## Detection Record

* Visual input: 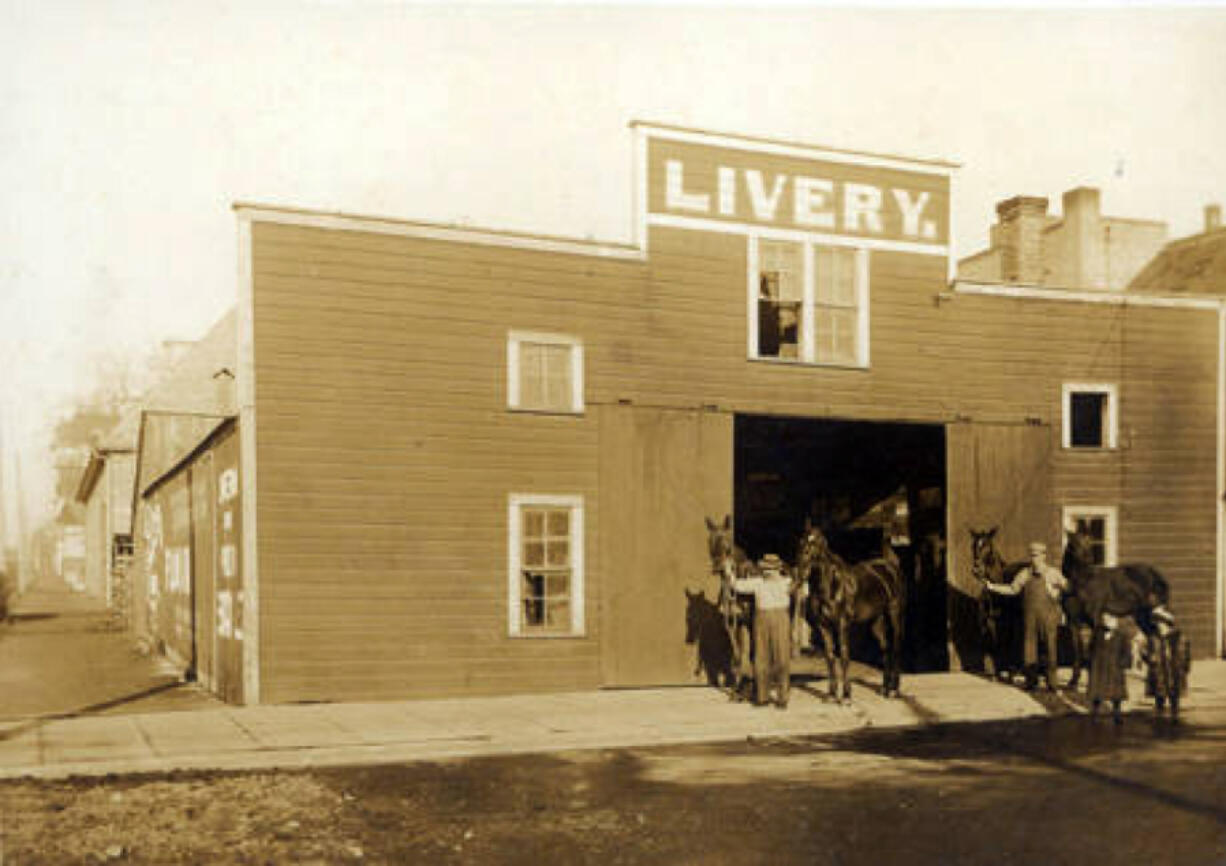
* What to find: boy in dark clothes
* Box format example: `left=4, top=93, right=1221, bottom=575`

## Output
left=1143, top=605, right=1192, bottom=720
left=1089, top=612, right=1131, bottom=725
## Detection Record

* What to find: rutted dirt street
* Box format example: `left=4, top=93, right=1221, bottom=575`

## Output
left=4, top=707, right=1225, bottom=865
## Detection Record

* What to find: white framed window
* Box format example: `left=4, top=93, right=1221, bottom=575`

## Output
left=1062, top=383, right=1117, bottom=449
left=1062, top=505, right=1118, bottom=566
left=508, top=494, right=585, bottom=637
left=748, top=236, right=869, bottom=367
left=507, top=331, right=584, bottom=414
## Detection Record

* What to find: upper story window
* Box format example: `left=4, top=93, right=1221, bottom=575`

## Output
left=750, top=237, right=869, bottom=368
left=1062, top=505, right=1118, bottom=566
left=1062, top=383, right=1117, bottom=449
left=507, top=331, right=584, bottom=414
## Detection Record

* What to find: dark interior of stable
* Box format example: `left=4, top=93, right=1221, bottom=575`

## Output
left=734, top=414, right=949, bottom=673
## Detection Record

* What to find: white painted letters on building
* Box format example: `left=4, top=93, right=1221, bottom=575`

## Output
left=665, top=159, right=710, bottom=213
left=892, top=189, right=937, bottom=239
left=793, top=176, right=836, bottom=229
left=844, top=183, right=884, bottom=233
left=717, top=166, right=737, bottom=216
left=745, top=170, right=787, bottom=221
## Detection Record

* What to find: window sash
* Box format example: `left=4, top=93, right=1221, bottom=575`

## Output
left=509, top=495, right=584, bottom=637
left=752, top=238, right=866, bottom=367
left=1062, top=384, right=1117, bottom=449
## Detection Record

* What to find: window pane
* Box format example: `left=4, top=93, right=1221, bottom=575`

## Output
left=523, top=509, right=545, bottom=539
left=546, top=599, right=571, bottom=629
left=758, top=241, right=803, bottom=360
left=522, top=571, right=546, bottom=626
left=546, top=540, right=570, bottom=566
left=546, top=571, right=571, bottom=596
left=1074, top=516, right=1108, bottom=565
left=523, top=541, right=545, bottom=567
left=1070, top=393, right=1107, bottom=447
left=815, top=246, right=857, bottom=307
left=518, top=341, right=573, bottom=411
left=546, top=509, right=569, bottom=536
left=760, top=241, right=802, bottom=300
left=816, top=309, right=858, bottom=365
left=519, top=343, right=544, bottom=408
left=543, top=344, right=572, bottom=410
left=832, top=248, right=856, bottom=306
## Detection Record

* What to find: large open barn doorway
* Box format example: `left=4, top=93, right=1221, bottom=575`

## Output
left=734, top=415, right=948, bottom=673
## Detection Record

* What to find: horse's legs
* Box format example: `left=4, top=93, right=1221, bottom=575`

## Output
left=838, top=618, right=852, bottom=702
left=1068, top=621, right=1089, bottom=691
left=817, top=620, right=839, bottom=699
left=871, top=616, right=891, bottom=698
left=890, top=603, right=903, bottom=697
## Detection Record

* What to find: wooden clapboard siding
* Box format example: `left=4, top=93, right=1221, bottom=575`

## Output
left=252, top=221, right=618, bottom=703
left=248, top=192, right=1220, bottom=700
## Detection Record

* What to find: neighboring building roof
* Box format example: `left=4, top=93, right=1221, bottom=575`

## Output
left=135, top=308, right=238, bottom=497
left=1128, top=226, right=1226, bottom=296
left=143, top=308, right=238, bottom=416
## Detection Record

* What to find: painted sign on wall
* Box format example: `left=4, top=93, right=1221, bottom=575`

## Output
left=646, top=132, right=951, bottom=248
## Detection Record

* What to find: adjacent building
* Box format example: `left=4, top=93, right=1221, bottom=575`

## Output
left=959, top=187, right=1168, bottom=290
left=74, top=410, right=137, bottom=613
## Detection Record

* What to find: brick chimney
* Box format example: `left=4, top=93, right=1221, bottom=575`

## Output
left=996, top=196, right=1049, bottom=284
left=1062, top=187, right=1106, bottom=289
left=1207, top=204, right=1222, bottom=233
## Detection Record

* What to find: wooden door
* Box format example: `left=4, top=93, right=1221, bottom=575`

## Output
left=599, top=405, right=733, bottom=686
left=946, top=421, right=1053, bottom=669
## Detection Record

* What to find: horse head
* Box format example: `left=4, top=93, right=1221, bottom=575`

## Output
left=796, top=519, right=840, bottom=596
left=969, top=526, right=1005, bottom=584
left=1062, top=529, right=1094, bottom=582
left=684, top=587, right=706, bottom=644
left=704, top=515, right=735, bottom=578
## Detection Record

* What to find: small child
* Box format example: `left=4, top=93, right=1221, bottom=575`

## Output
left=1088, top=612, right=1131, bottom=724
left=1143, top=606, right=1192, bottom=720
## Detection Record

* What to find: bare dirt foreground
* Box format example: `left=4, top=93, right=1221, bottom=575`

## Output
left=3, top=715, right=1226, bottom=865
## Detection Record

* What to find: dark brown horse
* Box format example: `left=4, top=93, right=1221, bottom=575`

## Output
left=968, top=527, right=1026, bottom=682
left=1061, top=528, right=1170, bottom=638
left=704, top=515, right=758, bottom=701
left=796, top=520, right=904, bottom=701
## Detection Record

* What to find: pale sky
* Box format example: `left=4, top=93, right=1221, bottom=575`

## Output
left=3, top=2, right=1226, bottom=543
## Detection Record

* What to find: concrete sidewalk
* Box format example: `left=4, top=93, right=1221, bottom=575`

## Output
left=9, top=661, right=1225, bottom=781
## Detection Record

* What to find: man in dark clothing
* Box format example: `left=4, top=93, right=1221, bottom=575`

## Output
left=982, top=541, right=1070, bottom=691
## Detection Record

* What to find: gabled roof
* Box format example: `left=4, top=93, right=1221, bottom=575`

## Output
left=1129, top=227, right=1226, bottom=296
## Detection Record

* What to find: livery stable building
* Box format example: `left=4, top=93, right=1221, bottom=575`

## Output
left=130, top=123, right=1225, bottom=706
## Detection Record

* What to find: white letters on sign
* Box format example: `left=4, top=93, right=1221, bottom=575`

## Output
left=217, top=590, right=233, bottom=638
left=745, top=170, right=787, bottom=221
left=665, top=160, right=709, bottom=213
left=221, top=544, right=237, bottom=579
left=218, top=468, right=239, bottom=505
left=660, top=159, right=940, bottom=240
left=793, top=177, right=836, bottom=229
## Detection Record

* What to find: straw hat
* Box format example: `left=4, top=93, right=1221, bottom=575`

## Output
left=760, top=553, right=784, bottom=572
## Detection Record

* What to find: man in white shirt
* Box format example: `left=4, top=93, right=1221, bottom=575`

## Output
left=732, top=553, right=793, bottom=708
left=981, top=541, right=1069, bottom=691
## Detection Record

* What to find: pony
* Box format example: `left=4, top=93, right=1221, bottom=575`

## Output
left=1061, top=528, right=1171, bottom=642
left=795, top=519, right=904, bottom=701
left=968, top=527, right=1026, bottom=682
left=704, top=515, right=758, bottom=701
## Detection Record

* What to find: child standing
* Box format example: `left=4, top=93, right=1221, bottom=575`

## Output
left=1088, top=612, right=1131, bottom=724
left=1143, top=606, right=1192, bottom=720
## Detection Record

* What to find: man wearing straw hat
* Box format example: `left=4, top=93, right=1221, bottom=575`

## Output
left=981, top=540, right=1069, bottom=691
left=732, top=553, right=794, bottom=708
